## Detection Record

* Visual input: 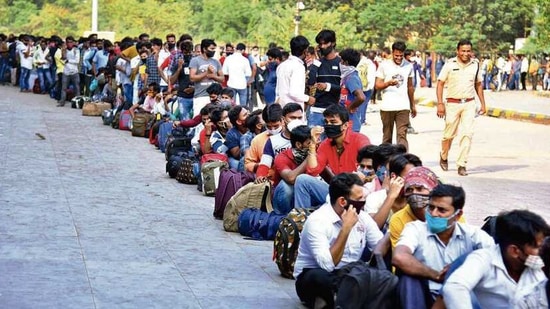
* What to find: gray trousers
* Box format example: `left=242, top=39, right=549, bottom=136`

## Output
left=60, top=73, right=80, bottom=103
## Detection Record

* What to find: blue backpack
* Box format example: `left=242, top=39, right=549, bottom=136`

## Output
left=238, top=208, right=285, bottom=240
left=158, top=121, right=174, bottom=153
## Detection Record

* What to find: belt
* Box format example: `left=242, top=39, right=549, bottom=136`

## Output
left=446, top=98, right=475, bottom=103
left=310, top=106, right=326, bottom=114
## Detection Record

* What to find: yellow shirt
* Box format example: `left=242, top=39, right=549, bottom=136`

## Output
left=389, top=204, right=466, bottom=250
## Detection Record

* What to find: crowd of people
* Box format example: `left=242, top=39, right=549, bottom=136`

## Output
left=1, top=29, right=549, bottom=309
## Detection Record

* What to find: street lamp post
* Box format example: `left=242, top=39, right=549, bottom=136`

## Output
left=91, top=0, right=98, bottom=32
left=294, top=1, right=305, bottom=37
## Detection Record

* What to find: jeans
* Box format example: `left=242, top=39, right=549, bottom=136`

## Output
left=230, top=87, right=248, bottom=107
left=358, top=90, right=372, bottom=125
left=19, top=67, right=31, bottom=91
left=123, top=83, right=133, bottom=105
left=59, top=73, right=80, bottom=103
left=228, top=156, right=240, bottom=171
left=0, top=57, right=9, bottom=83
left=37, top=68, right=53, bottom=93
left=294, top=174, right=329, bottom=208
left=178, top=97, right=194, bottom=120
left=272, top=181, right=295, bottom=215
left=349, top=109, right=361, bottom=132
left=307, top=110, right=325, bottom=127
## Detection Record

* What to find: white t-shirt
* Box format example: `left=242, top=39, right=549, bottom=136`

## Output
left=376, top=59, right=413, bottom=111
left=17, top=43, right=34, bottom=70
left=222, top=53, right=251, bottom=90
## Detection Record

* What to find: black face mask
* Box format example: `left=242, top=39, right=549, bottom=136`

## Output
left=168, top=43, right=175, bottom=50
left=205, top=50, right=215, bottom=58
left=319, top=46, right=333, bottom=57
left=324, top=124, right=343, bottom=138
left=226, top=52, right=233, bottom=56
left=345, top=198, right=365, bottom=214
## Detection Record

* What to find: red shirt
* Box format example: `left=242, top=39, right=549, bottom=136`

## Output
left=306, top=129, right=371, bottom=176
left=273, top=148, right=298, bottom=188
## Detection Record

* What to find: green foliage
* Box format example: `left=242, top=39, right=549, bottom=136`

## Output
left=0, top=0, right=548, bottom=54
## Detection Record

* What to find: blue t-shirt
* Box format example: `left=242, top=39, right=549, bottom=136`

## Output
left=225, top=127, right=242, bottom=152
left=343, top=71, right=363, bottom=104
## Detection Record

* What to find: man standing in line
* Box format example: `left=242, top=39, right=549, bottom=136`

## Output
left=307, top=29, right=342, bottom=127
left=189, top=39, right=224, bottom=117
left=375, top=41, right=415, bottom=151
left=436, top=39, right=486, bottom=176
left=222, top=43, right=251, bottom=107
left=275, top=35, right=315, bottom=110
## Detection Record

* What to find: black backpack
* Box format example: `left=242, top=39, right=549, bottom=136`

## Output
left=104, top=55, right=120, bottom=78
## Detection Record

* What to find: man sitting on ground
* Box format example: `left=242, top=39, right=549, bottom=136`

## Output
left=392, top=184, right=494, bottom=309
left=294, top=173, right=383, bottom=308
left=442, top=209, right=549, bottom=309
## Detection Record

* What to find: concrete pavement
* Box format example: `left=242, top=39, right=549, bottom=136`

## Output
left=1, top=84, right=550, bottom=308
left=414, top=87, right=550, bottom=125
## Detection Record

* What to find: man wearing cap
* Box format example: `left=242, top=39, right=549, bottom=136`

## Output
left=389, top=166, right=441, bottom=249
left=392, top=184, right=494, bottom=309
left=436, top=39, right=486, bottom=176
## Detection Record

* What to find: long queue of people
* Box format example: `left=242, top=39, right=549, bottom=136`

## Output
left=3, top=29, right=550, bottom=309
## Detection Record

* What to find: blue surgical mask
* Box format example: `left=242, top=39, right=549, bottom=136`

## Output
left=376, top=165, right=387, bottom=183
left=425, top=210, right=459, bottom=234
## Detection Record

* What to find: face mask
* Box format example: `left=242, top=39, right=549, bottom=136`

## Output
left=406, top=194, right=430, bottom=209
left=219, top=99, right=232, bottom=107
left=205, top=50, right=215, bottom=58
left=524, top=254, right=545, bottom=269
left=345, top=198, right=365, bottom=214
left=292, top=148, right=309, bottom=165
left=324, top=124, right=343, bottom=138
left=168, top=43, right=175, bottom=50
left=425, top=210, right=458, bottom=234
left=358, top=167, right=374, bottom=177
left=226, top=52, right=233, bottom=56
left=267, top=126, right=282, bottom=136
left=319, top=46, right=333, bottom=57
left=376, top=165, right=387, bottom=183
left=340, top=64, right=354, bottom=77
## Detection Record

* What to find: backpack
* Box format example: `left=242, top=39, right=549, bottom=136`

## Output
left=102, top=109, right=115, bottom=126
left=200, top=154, right=229, bottom=196
left=32, top=78, right=41, bottom=94
left=118, top=110, right=132, bottom=131
left=480, top=216, right=497, bottom=239
left=158, top=121, right=174, bottom=153
left=273, top=207, right=316, bottom=279
left=176, top=155, right=200, bottom=184
left=238, top=208, right=285, bottom=240
left=165, top=135, right=193, bottom=161
left=166, top=154, right=185, bottom=178
left=131, top=113, right=154, bottom=137
left=111, top=111, right=121, bottom=129
left=223, top=181, right=274, bottom=232
left=104, top=55, right=120, bottom=78
left=213, top=169, right=256, bottom=219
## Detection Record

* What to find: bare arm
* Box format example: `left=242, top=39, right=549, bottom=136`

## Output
left=436, top=80, right=446, bottom=118
left=392, top=245, right=442, bottom=282
left=279, top=159, right=308, bottom=185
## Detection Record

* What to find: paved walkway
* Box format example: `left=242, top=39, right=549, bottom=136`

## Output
left=414, top=87, right=550, bottom=124
left=0, top=86, right=300, bottom=308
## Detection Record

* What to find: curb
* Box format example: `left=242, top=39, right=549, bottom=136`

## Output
left=415, top=97, right=550, bottom=125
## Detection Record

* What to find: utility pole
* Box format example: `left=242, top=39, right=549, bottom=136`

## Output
left=92, top=0, right=98, bottom=32
left=294, top=2, right=305, bottom=37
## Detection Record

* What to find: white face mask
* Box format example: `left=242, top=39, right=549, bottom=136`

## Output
left=267, top=126, right=282, bottom=136
left=524, top=255, right=545, bottom=269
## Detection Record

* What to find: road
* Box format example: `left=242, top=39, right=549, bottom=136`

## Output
left=0, top=85, right=549, bottom=308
